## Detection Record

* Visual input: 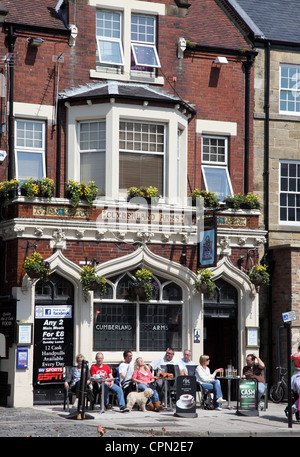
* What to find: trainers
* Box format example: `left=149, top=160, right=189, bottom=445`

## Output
left=215, top=406, right=222, bottom=410
left=120, top=406, right=129, bottom=412
left=217, top=397, right=226, bottom=403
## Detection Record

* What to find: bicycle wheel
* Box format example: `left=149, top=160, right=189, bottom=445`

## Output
left=270, top=384, right=284, bottom=403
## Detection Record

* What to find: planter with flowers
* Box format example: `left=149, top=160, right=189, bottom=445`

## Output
left=39, top=177, right=55, bottom=199
left=129, top=268, right=159, bottom=302
left=224, top=192, right=261, bottom=210
left=190, top=189, right=220, bottom=208
left=195, top=269, right=216, bottom=298
left=0, top=179, right=20, bottom=201
left=23, top=252, right=51, bottom=282
left=127, top=186, right=160, bottom=204
left=80, top=265, right=107, bottom=301
left=249, top=264, right=270, bottom=291
left=66, top=180, right=98, bottom=208
left=20, top=178, right=40, bottom=199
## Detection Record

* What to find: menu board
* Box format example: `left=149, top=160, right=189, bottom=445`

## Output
left=33, top=305, right=73, bottom=385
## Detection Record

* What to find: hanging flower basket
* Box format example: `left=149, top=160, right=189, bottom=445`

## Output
left=23, top=252, right=51, bottom=282
left=129, top=268, right=159, bottom=302
left=80, top=265, right=107, bottom=301
left=195, top=269, right=216, bottom=298
left=249, top=264, right=270, bottom=292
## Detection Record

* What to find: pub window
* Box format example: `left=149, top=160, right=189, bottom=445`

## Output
left=93, top=270, right=183, bottom=352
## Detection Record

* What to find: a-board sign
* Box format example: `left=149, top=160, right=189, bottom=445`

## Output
left=174, top=375, right=198, bottom=418
left=237, top=379, right=258, bottom=416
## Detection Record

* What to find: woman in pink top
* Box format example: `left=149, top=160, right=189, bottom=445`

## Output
left=132, top=357, right=162, bottom=411
left=290, top=344, right=300, bottom=418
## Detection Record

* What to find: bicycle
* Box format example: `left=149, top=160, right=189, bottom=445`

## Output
left=270, top=367, right=287, bottom=403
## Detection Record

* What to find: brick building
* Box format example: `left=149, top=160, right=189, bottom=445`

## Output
left=0, top=0, right=266, bottom=407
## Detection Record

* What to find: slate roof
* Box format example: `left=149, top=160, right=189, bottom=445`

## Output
left=226, top=0, right=300, bottom=44
left=60, top=80, right=196, bottom=113
left=1, top=0, right=66, bottom=31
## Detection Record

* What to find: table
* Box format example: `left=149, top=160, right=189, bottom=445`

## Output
left=218, top=376, right=240, bottom=409
left=155, top=376, right=175, bottom=410
left=90, top=377, right=116, bottom=413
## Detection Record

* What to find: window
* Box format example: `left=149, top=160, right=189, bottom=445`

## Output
left=93, top=271, right=183, bottom=352
left=131, top=15, right=160, bottom=69
left=119, top=121, right=165, bottom=195
left=279, top=161, right=300, bottom=222
left=15, top=120, right=45, bottom=181
left=96, top=10, right=124, bottom=66
left=201, top=135, right=233, bottom=201
left=280, top=64, right=300, bottom=114
left=79, top=121, right=106, bottom=193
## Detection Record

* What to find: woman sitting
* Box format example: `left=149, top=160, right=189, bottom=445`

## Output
left=132, top=357, right=162, bottom=411
left=195, top=355, right=225, bottom=410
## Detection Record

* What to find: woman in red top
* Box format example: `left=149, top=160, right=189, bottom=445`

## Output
left=132, top=357, right=162, bottom=411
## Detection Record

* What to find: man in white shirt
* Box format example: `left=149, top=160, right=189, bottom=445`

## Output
left=150, top=347, right=186, bottom=374
left=118, top=350, right=134, bottom=398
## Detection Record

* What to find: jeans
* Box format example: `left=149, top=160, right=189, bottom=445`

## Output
left=257, top=382, right=266, bottom=402
left=201, top=379, right=223, bottom=407
left=104, top=383, right=125, bottom=408
left=137, top=383, right=159, bottom=403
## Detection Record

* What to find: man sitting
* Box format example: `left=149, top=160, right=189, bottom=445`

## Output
left=90, top=352, right=129, bottom=412
left=118, top=350, right=135, bottom=399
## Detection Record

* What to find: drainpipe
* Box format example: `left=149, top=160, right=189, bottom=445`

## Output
left=243, top=53, right=255, bottom=194
left=56, top=98, right=61, bottom=198
left=7, top=26, right=16, bottom=181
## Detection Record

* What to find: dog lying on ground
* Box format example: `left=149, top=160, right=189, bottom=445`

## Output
left=126, top=388, right=154, bottom=412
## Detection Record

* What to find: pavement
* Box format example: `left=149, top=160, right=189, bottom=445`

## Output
left=0, top=400, right=300, bottom=440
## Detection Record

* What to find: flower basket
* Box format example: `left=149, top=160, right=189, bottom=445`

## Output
left=66, top=180, right=98, bottom=208
left=80, top=265, right=107, bottom=301
left=129, top=268, right=159, bottom=302
left=249, top=264, right=269, bottom=291
left=20, top=178, right=40, bottom=199
left=23, top=252, right=51, bottom=282
left=127, top=186, right=160, bottom=204
left=224, top=193, right=261, bottom=210
left=195, top=269, right=216, bottom=298
left=190, top=189, right=220, bottom=208
left=0, top=179, right=20, bottom=201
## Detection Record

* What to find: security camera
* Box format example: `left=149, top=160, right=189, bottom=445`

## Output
left=0, top=150, right=7, bottom=163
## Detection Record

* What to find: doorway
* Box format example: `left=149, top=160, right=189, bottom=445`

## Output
left=33, top=273, right=74, bottom=404
left=203, top=278, right=238, bottom=371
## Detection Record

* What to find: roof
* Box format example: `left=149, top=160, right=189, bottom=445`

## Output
left=1, top=0, right=67, bottom=31
left=60, top=80, right=196, bottom=113
left=226, top=0, right=300, bottom=44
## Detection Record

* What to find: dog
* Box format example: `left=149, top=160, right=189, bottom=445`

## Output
left=126, top=388, right=154, bottom=412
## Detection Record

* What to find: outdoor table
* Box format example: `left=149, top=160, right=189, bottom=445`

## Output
left=90, top=377, right=116, bottom=413
left=218, top=376, right=240, bottom=409
left=155, top=376, right=175, bottom=410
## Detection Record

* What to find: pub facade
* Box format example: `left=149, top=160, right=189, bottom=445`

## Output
left=0, top=0, right=267, bottom=407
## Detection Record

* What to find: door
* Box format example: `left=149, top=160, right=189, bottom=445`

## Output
left=203, top=279, right=238, bottom=396
left=33, top=273, right=74, bottom=404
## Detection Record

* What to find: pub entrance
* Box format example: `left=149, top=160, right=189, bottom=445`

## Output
left=203, top=279, right=238, bottom=397
left=33, top=273, right=74, bottom=404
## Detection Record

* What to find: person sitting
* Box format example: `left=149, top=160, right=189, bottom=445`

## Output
left=118, top=350, right=135, bottom=399
left=90, top=352, right=129, bottom=412
left=290, top=344, right=300, bottom=417
left=181, top=349, right=196, bottom=370
left=150, top=347, right=186, bottom=402
left=64, top=353, right=91, bottom=409
left=195, top=355, right=225, bottom=410
left=242, top=353, right=266, bottom=410
left=132, top=357, right=162, bottom=411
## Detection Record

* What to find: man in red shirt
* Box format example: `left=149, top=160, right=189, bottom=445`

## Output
left=90, top=352, right=128, bottom=411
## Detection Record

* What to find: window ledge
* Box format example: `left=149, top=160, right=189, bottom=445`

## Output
left=90, top=69, right=164, bottom=86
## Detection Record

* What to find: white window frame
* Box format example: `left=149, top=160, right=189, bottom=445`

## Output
left=279, top=160, right=300, bottom=224
left=131, top=14, right=161, bottom=68
left=119, top=120, right=166, bottom=196
left=201, top=135, right=233, bottom=201
left=15, top=119, right=46, bottom=181
left=78, top=120, right=106, bottom=192
left=96, top=10, right=125, bottom=66
left=279, top=64, right=300, bottom=115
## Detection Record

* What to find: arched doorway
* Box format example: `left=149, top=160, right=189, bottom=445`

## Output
left=33, top=273, right=74, bottom=404
left=203, top=278, right=238, bottom=372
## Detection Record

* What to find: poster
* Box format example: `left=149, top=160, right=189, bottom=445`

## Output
left=198, top=215, right=217, bottom=268
left=174, top=375, right=198, bottom=418
left=33, top=305, right=73, bottom=385
left=239, top=379, right=257, bottom=410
